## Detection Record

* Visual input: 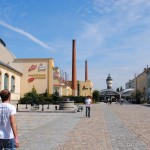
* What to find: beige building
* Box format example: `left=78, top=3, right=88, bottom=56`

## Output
left=0, top=39, right=56, bottom=100
left=0, top=40, right=22, bottom=102
left=77, top=80, right=93, bottom=96
left=68, top=80, right=93, bottom=97
left=136, top=70, right=147, bottom=93
left=0, top=39, right=94, bottom=102
left=13, top=58, right=54, bottom=97
left=145, top=66, right=150, bottom=103
left=145, top=68, right=150, bottom=102
left=125, top=66, right=150, bottom=101
left=0, top=61, right=22, bottom=102
left=53, top=67, right=72, bottom=96
left=125, top=79, right=135, bottom=89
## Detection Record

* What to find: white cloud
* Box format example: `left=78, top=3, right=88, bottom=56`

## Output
left=0, top=20, right=54, bottom=52
left=92, top=0, right=150, bottom=14
left=72, top=0, right=150, bottom=90
left=1, top=0, right=150, bottom=90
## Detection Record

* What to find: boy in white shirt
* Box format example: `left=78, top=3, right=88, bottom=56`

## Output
left=0, top=89, right=19, bottom=149
left=85, top=96, right=92, bottom=118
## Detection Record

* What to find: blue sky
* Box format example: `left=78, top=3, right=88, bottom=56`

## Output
left=0, top=0, right=150, bottom=90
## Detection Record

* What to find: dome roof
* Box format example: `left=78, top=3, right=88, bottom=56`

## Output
left=106, top=74, right=113, bottom=81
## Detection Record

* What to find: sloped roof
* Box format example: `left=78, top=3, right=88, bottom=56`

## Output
left=0, top=39, right=6, bottom=47
left=121, top=88, right=134, bottom=97
left=100, top=89, right=120, bottom=96
left=0, top=60, right=22, bottom=75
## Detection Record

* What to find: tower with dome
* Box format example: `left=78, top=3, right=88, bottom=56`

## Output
left=106, top=74, right=113, bottom=89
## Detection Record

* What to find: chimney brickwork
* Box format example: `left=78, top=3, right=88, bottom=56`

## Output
left=72, top=39, right=77, bottom=96
left=85, top=60, right=88, bottom=81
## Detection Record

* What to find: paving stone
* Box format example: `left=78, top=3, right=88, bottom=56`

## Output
left=15, top=103, right=150, bottom=150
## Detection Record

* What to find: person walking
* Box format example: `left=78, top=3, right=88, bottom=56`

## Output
left=85, top=96, right=92, bottom=118
left=120, top=98, right=124, bottom=105
left=31, top=101, right=34, bottom=111
left=0, top=89, right=19, bottom=150
left=107, top=98, right=112, bottom=105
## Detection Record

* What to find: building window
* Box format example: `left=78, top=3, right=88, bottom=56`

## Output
left=11, top=76, right=15, bottom=92
left=77, top=84, right=80, bottom=96
left=148, top=77, right=150, bottom=88
left=4, top=73, right=9, bottom=89
left=0, top=71, right=1, bottom=91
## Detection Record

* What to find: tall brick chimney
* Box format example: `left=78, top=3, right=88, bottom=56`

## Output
left=72, top=39, right=77, bottom=96
left=85, top=60, right=88, bottom=81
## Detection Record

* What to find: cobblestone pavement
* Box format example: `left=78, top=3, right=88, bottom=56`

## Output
left=16, top=106, right=83, bottom=150
left=109, top=103, right=150, bottom=150
left=16, top=103, right=150, bottom=150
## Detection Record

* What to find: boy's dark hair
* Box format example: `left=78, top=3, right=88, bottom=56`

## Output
left=0, top=89, right=11, bottom=102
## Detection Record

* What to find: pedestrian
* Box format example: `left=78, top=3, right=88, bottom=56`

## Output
left=85, top=96, right=92, bottom=118
left=115, top=99, right=118, bottom=104
left=0, top=89, right=19, bottom=149
left=31, top=101, right=34, bottom=111
left=120, top=98, right=124, bottom=105
left=108, top=98, right=112, bottom=105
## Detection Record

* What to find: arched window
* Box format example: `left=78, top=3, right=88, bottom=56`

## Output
left=11, top=76, right=15, bottom=92
left=0, top=71, right=2, bottom=91
left=4, top=73, right=9, bottom=89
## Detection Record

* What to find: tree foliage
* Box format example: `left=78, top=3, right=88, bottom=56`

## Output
left=20, top=86, right=52, bottom=104
left=116, top=87, right=120, bottom=92
left=131, top=90, right=143, bottom=104
left=120, top=86, right=123, bottom=91
left=92, top=90, right=100, bottom=103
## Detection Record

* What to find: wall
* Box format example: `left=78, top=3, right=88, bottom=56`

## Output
left=13, top=58, right=54, bottom=97
left=136, top=72, right=147, bottom=92
left=0, top=44, right=15, bottom=65
left=0, top=65, right=21, bottom=101
left=77, top=80, right=93, bottom=96
left=146, top=71, right=150, bottom=101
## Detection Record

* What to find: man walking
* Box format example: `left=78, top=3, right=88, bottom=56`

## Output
left=85, top=96, right=92, bottom=118
left=0, top=89, right=19, bottom=149
left=120, top=98, right=124, bottom=105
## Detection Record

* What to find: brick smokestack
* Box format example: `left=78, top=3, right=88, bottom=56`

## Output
left=85, top=60, right=88, bottom=81
left=72, top=39, right=77, bottom=96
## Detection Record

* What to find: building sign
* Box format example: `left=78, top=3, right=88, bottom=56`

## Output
left=28, top=63, right=46, bottom=82
left=28, top=65, right=37, bottom=72
left=38, top=64, right=47, bottom=71
left=28, top=77, right=35, bottom=82
left=28, top=74, right=46, bottom=79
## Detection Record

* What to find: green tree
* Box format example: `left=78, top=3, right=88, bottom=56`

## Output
left=20, top=86, right=38, bottom=104
left=131, top=90, right=142, bottom=104
left=120, top=86, right=123, bottom=92
left=116, top=87, right=120, bottom=92
left=32, top=85, right=37, bottom=93
left=52, top=90, right=60, bottom=104
left=92, top=90, right=100, bottom=103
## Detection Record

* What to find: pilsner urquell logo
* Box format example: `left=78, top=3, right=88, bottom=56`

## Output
left=28, top=77, right=35, bottom=82
left=38, top=64, right=47, bottom=71
left=28, top=65, right=37, bottom=72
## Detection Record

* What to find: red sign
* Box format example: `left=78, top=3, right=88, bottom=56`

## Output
left=28, top=65, right=37, bottom=72
left=28, top=77, right=35, bottom=82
